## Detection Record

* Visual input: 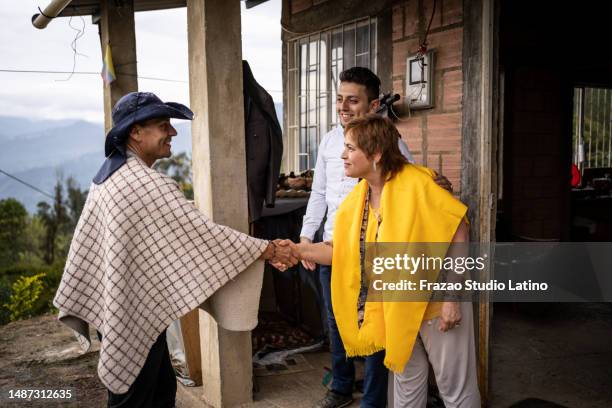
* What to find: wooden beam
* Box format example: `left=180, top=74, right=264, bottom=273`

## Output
left=99, top=0, right=138, bottom=134
left=179, top=309, right=202, bottom=386
left=461, top=0, right=497, bottom=405
left=186, top=0, right=258, bottom=406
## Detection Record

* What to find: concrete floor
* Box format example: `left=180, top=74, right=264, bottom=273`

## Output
left=177, top=351, right=364, bottom=408
left=178, top=303, right=612, bottom=407
left=490, top=303, right=612, bottom=408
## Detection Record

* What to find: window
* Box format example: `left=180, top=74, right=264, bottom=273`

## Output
left=573, top=87, right=612, bottom=169
left=286, top=18, right=377, bottom=172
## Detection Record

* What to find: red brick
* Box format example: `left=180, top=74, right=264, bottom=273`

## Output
left=440, top=153, right=461, bottom=183
left=392, top=6, right=404, bottom=41
left=426, top=112, right=462, bottom=130
left=426, top=27, right=463, bottom=70
left=291, top=0, right=313, bottom=14
left=393, top=79, right=404, bottom=96
left=427, top=129, right=461, bottom=152
left=411, top=153, right=424, bottom=165
left=397, top=117, right=423, bottom=151
left=404, top=1, right=419, bottom=38
left=427, top=154, right=443, bottom=173
left=423, top=0, right=443, bottom=31
left=425, top=112, right=461, bottom=154
left=442, top=70, right=462, bottom=111
left=442, top=0, right=463, bottom=26
left=393, top=38, right=420, bottom=78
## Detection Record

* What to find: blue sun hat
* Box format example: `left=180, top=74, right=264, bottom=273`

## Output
left=93, top=92, right=193, bottom=184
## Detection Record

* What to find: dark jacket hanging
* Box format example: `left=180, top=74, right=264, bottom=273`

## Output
left=243, top=60, right=283, bottom=222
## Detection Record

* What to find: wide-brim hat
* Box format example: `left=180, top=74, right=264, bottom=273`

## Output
left=105, top=91, right=193, bottom=157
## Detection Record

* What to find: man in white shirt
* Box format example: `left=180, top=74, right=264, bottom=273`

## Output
left=301, top=67, right=451, bottom=408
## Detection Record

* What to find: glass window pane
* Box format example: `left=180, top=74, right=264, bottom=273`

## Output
left=300, top=129, right=308, bottom=172
left=320, top=37, right=327, bottom=96
left=309, top=39, right=317, bottom=66
left=356, top=22, right=369, bottom=55
left=319, top=96, right=328, bottom=136
left=343, top=24, right=355, bottom=69
left=309, top=69, right=317, bottom=125
left=299, top=96, right=306, bottom=126
left=356, top=54, right=369, bottom=69
left=309, top=127, right=318, bottom=169
left=331, top=28, right=343, bottom=63
left=300, top=42, right=307, bottom=94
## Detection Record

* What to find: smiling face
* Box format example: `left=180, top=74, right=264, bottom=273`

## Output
left=336, top=81, right=380, bottom=127
left=130, top=117, right=177, bottom=165
left=341, top=129, right=380, bottom=179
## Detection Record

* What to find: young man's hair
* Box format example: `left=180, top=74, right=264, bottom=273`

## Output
left=339, top=67, right=381, bottom=102
left=344, top=114, right=408, bottom=180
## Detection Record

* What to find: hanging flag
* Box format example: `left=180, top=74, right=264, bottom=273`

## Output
left=101, top=43, right=116, bottom=85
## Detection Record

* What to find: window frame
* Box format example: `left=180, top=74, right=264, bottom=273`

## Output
left=285, top=17, right=378, bottom=173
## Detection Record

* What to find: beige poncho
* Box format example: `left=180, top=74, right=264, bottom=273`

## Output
left=53, top=154, right=268, bottom=394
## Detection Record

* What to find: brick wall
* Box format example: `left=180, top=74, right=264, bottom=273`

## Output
left=391, top=0, right=464, bottom=192
left=287, top=0, right=465, bottom=191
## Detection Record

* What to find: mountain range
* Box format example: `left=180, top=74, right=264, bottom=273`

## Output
left=0, top=103, right=281, bottom=212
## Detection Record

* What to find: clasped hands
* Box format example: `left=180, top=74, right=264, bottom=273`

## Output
left=267, top=239, right=300, bottom=271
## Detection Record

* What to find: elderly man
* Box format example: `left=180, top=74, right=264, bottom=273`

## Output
left=54, top=92, right=297, bottom=408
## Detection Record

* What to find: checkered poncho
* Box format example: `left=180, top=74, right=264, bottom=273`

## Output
left=53, top=154, right=268, bottom=394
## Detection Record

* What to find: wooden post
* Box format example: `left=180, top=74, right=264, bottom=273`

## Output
left=461, top=0, right=496, bottom=405
left=186, top=0, right=255, bottom=406
left=99, top=0, right=138, bottom=134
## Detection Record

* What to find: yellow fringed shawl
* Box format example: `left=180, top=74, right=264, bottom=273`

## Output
left=331, top=164, right=467, bottom=372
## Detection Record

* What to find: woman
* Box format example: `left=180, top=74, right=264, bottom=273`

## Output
left=296, top=115, right=480, bottom=407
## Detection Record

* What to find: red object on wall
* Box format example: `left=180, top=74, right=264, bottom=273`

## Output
left=571, top=163, right=581, bottom=187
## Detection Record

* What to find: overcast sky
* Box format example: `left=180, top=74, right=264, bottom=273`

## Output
left=0, top=0, right=282, bottom=123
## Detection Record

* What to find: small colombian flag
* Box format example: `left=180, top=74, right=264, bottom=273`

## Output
left=101, top=43, right=116, bottom=85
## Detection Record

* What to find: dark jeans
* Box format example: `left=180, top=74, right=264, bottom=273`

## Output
left=97, top=330, right=176, bottom=408
left=319, top=265, right=388, bottom=408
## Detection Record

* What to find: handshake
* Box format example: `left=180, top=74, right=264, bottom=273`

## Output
left=265, top=239, right=301, bottom=272
left=262, top=238, right=331, bottom=271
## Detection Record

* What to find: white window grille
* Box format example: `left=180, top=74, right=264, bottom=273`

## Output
left=286, top=18, right=377, bottom=172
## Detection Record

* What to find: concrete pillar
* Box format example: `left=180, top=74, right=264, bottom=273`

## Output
left=99, top=0, right=138, bottom=134
left=186, top=0, right=255, bottom=406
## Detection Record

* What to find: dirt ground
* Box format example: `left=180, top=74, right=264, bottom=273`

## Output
left=0, top=314, right=106, bottom=408
left=2, top=304, right=612, bottom=408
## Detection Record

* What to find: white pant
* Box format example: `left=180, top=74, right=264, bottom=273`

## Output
left=389, top=303, right=481, bottom=408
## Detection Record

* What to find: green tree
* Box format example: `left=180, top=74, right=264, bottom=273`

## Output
left=65, top=176, right=88, bottom=231
left=154, top=152, right=194, bottom=199
left=0, top=198, right=28, bottom=268
left=36, top=179, right=70, bottom=265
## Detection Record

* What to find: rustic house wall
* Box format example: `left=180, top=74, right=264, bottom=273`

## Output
left=284, top=0, right=465, bottom=192
left=391, top=0, right=464, bottom=193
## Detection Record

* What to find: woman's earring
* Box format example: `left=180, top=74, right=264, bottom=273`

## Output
left=373, top=161, right=377, bottom=172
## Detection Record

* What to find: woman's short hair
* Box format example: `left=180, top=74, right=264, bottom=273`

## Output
left=344, top=114, right=408, bottom=180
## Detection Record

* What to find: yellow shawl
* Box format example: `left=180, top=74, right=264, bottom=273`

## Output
left=331, top=164, right=467, bottom=372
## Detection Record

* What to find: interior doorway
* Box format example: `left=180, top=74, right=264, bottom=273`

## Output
left=490, top=1, right=612, bottom=406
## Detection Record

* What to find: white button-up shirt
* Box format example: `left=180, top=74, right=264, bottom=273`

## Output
left=300, top=126, right=415, bottom=242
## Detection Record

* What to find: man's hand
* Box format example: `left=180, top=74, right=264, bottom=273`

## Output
left=433, top=172, right=453, bottom=193
left=299, top=237, right=316, bottom=270
left=438, top=301, right=462, bottom=332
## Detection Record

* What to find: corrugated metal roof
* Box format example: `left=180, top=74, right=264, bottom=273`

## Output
left=57, top=0, right=186, bottom=17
